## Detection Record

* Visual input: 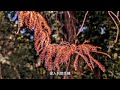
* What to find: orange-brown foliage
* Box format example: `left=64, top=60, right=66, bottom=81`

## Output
left=17, top=11, right=111, bottom=72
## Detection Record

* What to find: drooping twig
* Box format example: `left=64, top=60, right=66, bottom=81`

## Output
left=77, top=11, right=89, bottom=36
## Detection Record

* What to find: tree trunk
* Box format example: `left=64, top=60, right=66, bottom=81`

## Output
left=63, top=11, right=78, bottom=44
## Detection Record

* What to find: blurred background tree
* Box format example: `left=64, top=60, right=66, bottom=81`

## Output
left=0, top=11, right=120, bottom=79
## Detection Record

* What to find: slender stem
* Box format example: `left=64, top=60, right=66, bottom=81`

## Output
left=109, top=11, right=120, bottom=23
left=12, top=65, right=21, bottom=79
left=67, top=11, right=70, bottom=18
left=63, top=59, right=71, bottom=79
left=15, top=28, right=20, bottom=34
left=77, top=11, right=89, bottom=36
left=117, top=11, right=119, bottom=17
left=108, top=11, right=120, bottom=43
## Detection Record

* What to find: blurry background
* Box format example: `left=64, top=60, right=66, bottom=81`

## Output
left=0, top=11, right=120, bottom=79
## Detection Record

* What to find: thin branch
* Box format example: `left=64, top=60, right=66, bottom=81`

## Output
left=12, top=65, right=21, bottom=79
left=63, top=59, right=71, bottom=79
left=108, top=11, right=120, bottom=43
left=15, top=27, right=20, bottom=34
left=117, top=11, right=119, bottom=17
left=67, top=11, right=70, bottom=18
left=77, top=11, right=89, bottom=36
left=109, top=11, right=120, bottom=23
left=93, top=51, right=111, bottom=58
